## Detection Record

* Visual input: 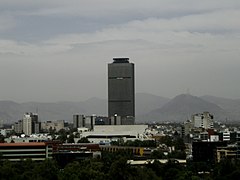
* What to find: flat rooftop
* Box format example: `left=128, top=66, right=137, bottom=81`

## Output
left=0, top=142, right=47, bottom=147
left=113, top=57, right=129, bottom=63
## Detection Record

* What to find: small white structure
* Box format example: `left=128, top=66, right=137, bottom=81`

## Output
left=210, top=135, right=219, bottom=142
left=223, top=132, right=230, bottom=141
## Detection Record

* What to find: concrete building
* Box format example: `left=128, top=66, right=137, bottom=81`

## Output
left=192, top=112, right=214, bottom=129
left=216, top=145, right=237, bottom=162
left=95, top=116, right=109, bottom=125
left=210, top=135, right=219, bottom=142
left=23, top=113, right=33, bottom=135
left=81, top=125, right=148, bottom=144
left=85, top=116, right=95, bottom=130
left=5, top=134, right=52, bottom=143
left=108, top=58, right=135, bottom=125
left=22, top=113, right=39, bottom=135
left=192, top=141, right=227, bottom=163
left=73, top=115, right=110, bottom=129
left=110, top=115, right=122, bottom=125
left=236, top=131, right=240, bottom=158
left=14, top=120, right=23, bottom=134
left=73, top=114, right=85, bottom=128
left=41, top=120, right=64, bottom=132
left=182, top=120, right=192, bottom=137
left=223, top=132, right=231, bottom=141
left=0, top=142, right=52, bottom=161
left=31, top=113, right=40, bottom=134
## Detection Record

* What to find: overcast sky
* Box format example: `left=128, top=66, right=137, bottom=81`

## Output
left=0, top=0, right=240, bottom=102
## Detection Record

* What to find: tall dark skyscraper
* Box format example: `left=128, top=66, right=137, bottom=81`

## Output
left=108, top=58, right=135, bottom=124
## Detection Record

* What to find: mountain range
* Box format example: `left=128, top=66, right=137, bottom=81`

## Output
left=0, top=93, right=240, bottom=124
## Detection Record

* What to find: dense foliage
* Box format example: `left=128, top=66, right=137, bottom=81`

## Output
left=1, top=151, right=240, bottom=180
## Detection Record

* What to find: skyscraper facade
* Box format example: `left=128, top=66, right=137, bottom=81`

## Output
left=108, top=58, right=135, bottom=124
left=23, top=113, right=33, bottom=135
left=22, top=113, right=39, bottom=135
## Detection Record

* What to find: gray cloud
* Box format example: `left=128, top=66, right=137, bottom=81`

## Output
left=0, top=0, right=240, bottom=102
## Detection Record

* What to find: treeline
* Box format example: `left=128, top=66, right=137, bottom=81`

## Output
left=1, top=150, right=240, bottom=180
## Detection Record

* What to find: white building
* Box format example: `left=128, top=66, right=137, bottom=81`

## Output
left=22, top=113, right=39, bottom=136
left=23, top=114, right=32, bottom=135
left=192, top=112, right=213, bottom=129
left=5, top=134, right=52, bottom=143
left=223, top=132, right=230, bottom=141
left=80, top=125, right=148, bottom=144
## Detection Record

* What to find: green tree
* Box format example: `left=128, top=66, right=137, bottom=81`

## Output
left=212, top=159, right=240, bottom=179
left=74, top=132, right=80, bottom=138
left=168, top=151, right=186, bottom=159
left=48, top=126, right=56, bottom=135
left=59, top=160, right=107, bottom=180
left=0, top=134, right=5, bottom=143
left=0, top=161, right=19, bottom=180
left=138, top=166, right=160, bottom=180
left=33, top=159, right=59, bottom=180
left=108, top=157, right=132, bottom=180
left=173, top=137, right=186, bottom=151
left=146, top=160, right=164, bottom=177
left=164, top=168, right=180, bottom=180
left=77, top=137, right=90, bottom=143
left=150, top=150, right=165, bottom=159
left=17, top=159, right=36, bottom=180
left=159, top=136, right=173, bottom=147
left=58, top=161, right=81, bottom=180
left=57, top=129, right=68, bottom=143
left=67, top=133, right=75, bottom=143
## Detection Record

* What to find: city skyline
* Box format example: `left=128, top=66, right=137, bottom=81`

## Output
left=0, top=1, right=240, bottom=102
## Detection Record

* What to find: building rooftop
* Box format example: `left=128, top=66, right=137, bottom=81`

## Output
left=0, top=142, right=46, bottom=147
left=113, top=57, right=129, bottom=63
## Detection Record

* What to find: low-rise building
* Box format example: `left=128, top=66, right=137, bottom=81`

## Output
left=5, top=134, right=52, bottom=143
left=216, top=144, right=237, bottom=163
left=0, top=142, right=52, bottom=161
left=192, top=141, right=227, bottom=163
left=14, top=120, right=23, bottom=134
left=41, top=120, right=64, bottom=132
left=81, top=125, right=149, bottom=144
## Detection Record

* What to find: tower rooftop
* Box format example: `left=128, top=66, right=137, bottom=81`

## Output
left=113, top=57, right=129, bottom=63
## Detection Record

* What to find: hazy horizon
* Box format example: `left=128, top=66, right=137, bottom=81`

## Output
left=1, top=1, right=240, bottom=102
left=0, top=92, right=239, bottom=104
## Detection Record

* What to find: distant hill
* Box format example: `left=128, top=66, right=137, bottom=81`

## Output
left=0, top=98, right=107, bottom=124
left=140, top=94, right=228, bottom=123
left=136, top=93, right=170, bottom=117
left=0, top=101, right=23, bottom=123
left=0, top=93, right=169, bottom=124
left=201, top=95, right=240, bottom=122
left=0, top=93, right=239, bottom=124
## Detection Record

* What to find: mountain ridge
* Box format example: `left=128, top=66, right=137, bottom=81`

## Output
left=140, top=94, right=228, bottom=123
left=0, top=93, right=239, bottom=124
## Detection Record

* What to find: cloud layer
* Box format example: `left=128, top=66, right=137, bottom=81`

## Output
left=0, top=0, right=240, bottom=102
